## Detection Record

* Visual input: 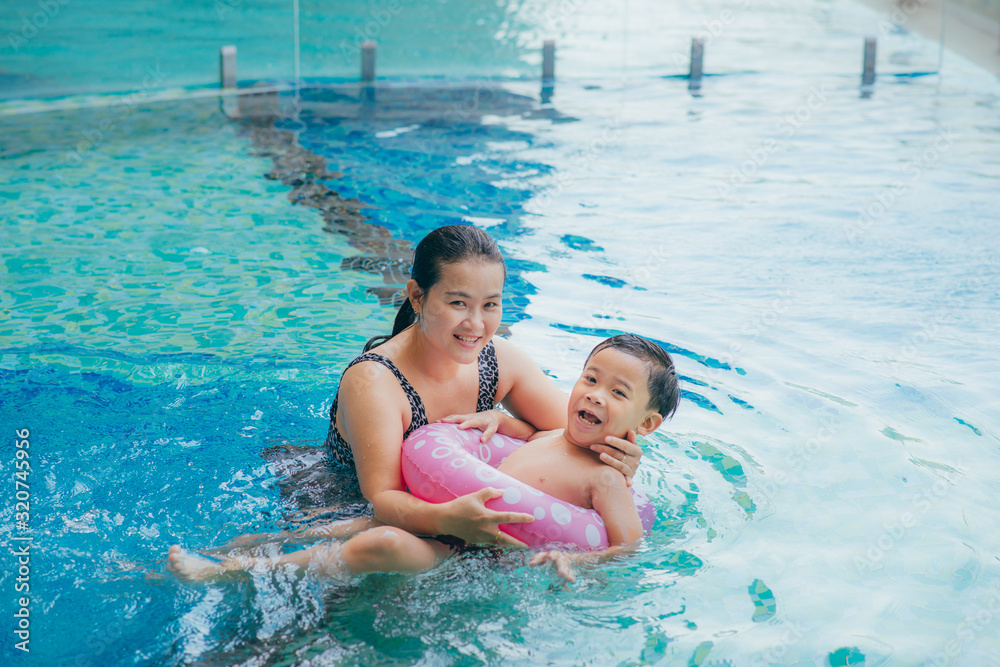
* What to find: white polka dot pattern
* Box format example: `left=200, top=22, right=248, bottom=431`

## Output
left=475, top=465, right=500, bottom=482
left=550, top=503, right=572, bottom=526
left=400, top=423, right=656, bottom=551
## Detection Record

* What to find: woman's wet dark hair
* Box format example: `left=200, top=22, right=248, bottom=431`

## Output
left=586, top=334, right=680, bottom=420
left=364, top=225, right=506, bottom=352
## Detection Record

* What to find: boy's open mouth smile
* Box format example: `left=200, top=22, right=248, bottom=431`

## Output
left=578, top=409, right=602, bottom=425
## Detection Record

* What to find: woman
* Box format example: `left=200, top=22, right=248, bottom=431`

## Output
left=324, top=225, right=642, bottom=546
left=166, top=225, right=646, bottom=581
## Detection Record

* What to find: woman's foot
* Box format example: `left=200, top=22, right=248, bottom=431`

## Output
left=168, top=542, right=352, bottom=582
left=167, top=545, right=232, bottom=582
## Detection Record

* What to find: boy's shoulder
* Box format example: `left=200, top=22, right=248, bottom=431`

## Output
left=525, top=428, right=561, bottom=443
left=584, top=458, right=630, bottom=491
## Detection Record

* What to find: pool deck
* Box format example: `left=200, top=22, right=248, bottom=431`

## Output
left=856, top=0, right=1000, bottom=76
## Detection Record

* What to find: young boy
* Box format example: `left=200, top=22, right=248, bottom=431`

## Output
left=167, top=334, right=679, bottom=583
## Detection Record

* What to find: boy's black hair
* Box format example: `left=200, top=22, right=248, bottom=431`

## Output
left=586, top=334, right=680, bottom=419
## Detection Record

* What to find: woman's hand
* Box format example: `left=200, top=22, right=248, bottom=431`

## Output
left=439, top=410, right=537, bottom=442
left=589, top=429, right=643, bottom=487
left=439, top=410, right=504, bottom=442
left=529, top=549, right=578, bottom=583
left=440, top=487, right=534, bottom=547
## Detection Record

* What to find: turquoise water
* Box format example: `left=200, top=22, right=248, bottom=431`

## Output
left=2, top=0, right=1000, bottom=664
left=0, top=0, right=536, bottom=99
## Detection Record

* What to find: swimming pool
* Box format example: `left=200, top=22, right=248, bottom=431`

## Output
left=2, top=0, right=1000, bottom=664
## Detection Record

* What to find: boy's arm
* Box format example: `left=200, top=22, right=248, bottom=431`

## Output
left=591, top=468, right=644, bottom=545
left=530, top=470, right=644, bottom=582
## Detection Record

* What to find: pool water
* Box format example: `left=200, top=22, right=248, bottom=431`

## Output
left=2, top=0, right=1000, bottom=665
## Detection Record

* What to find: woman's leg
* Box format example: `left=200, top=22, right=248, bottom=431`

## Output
left=167, top=526, right=451, bottom=582
left=340, top=527, right=453, bottom=575
left=167, top=541, right=352, bottom=582
left=214, top=516, right=382, bottom=552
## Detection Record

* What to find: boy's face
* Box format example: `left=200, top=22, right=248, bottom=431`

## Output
left=565, top=347, right=661, bottom=447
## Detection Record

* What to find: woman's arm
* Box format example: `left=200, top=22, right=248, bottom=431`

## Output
left=492, top=336, right=568, bottom=431
left=337, top=361, right=534, bottom=545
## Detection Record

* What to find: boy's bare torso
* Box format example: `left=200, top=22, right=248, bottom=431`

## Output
left=496, top=430, right=606, bottom=510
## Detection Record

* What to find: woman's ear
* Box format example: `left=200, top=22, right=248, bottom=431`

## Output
left=636, top=412, right=663, bottom=436
left=406, top=279, right=423, bottom=313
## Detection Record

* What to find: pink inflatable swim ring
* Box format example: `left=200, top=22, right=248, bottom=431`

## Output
left=400, top=423, right=655, bottom=550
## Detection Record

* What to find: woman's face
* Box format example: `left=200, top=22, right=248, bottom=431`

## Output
left=411, top=259, right=505, bottom=364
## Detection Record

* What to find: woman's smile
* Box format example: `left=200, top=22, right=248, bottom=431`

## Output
left=412, top=258, right=505, bottom=363
left=454, top=333, right=482, bottom=347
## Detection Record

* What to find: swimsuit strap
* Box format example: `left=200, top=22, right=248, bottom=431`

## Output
left=326, top=341, right=499, bottom=468
left=349, top=352, right=430, bottom=438
left=476, top=340, right=499, bottom=412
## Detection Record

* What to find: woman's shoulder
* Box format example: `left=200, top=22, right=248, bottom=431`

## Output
left=490, top=334, right=525, bottom=363
left=343, top=334, right=406, bottom=377
left=337, top=359, right=412, bottom=435
left=492, top=335, right=546, bottom=378
left=339, top=353, right=405, bottom=399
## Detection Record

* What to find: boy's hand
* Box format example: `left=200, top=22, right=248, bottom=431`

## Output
left=529, top=549, right=578, bottom=583
left=439, top=410, right=502, bottom=442
left=590, top=429, right=643, bottom=487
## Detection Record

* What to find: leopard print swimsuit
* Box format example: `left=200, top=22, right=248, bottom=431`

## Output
left=324, top=341, right=500, bottom=468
